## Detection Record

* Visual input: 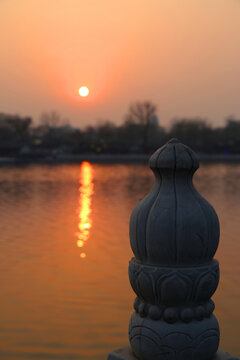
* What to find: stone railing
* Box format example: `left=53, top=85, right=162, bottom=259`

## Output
left=108, top=139, right=239, bottom=360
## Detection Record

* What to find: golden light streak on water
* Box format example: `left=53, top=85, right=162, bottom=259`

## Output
left=76, top=161, right=94, bottom=258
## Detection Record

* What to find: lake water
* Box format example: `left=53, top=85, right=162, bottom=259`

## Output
left=0, top=162, right=239, bottom=359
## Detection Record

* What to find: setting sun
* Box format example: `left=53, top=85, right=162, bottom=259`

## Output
left=78, top=86, right=89, bottom=97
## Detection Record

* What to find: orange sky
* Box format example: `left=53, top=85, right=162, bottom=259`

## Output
left=1, top=0, right=240, bottom=128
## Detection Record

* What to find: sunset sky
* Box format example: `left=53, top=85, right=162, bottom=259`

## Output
left=1, top=0, right=240, bottom=128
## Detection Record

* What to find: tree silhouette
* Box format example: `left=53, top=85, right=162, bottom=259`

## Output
left=125, top=101, right=157, bottom=152
left=39, top=111, right=68, bottom=128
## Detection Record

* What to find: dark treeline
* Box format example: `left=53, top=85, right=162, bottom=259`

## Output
left=0, top=102, right=240, bottom=158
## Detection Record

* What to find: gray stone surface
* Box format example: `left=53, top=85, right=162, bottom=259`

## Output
left=107, top=347, right=239, bottom=360
left=107, top=347, right=138, bottom=360
left=108, top=139, right=237, bottom=360
left=127, top=139, right=220, bottom=360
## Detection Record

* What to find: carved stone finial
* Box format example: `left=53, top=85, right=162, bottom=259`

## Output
left=128, top=139, right=220, bottom=360
left=130, top=138, right=219, bottom=266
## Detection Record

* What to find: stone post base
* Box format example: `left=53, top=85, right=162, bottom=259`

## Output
left=107, top=347, right=239, bottom=360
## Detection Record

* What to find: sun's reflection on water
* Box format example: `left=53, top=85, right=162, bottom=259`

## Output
left=76, top=161, right=94, bottom=258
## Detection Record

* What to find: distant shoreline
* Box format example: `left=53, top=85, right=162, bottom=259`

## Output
left=1, top=153, right=240, bottom=165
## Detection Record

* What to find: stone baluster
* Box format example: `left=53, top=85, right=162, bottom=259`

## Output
left=108, top=139, right=239, bottom=360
